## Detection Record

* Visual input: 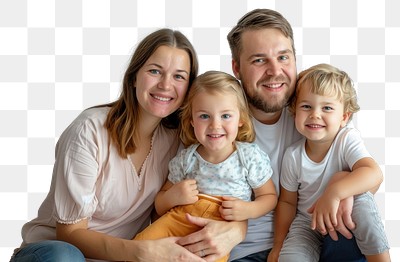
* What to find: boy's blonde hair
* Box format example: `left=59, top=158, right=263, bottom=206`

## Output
left=180, top=70, right=255, bottom=147
left=290, top=63, right=360, bottom=119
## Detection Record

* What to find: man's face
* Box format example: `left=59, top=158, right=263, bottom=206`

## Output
left=232, top=28, right=297, bottom=115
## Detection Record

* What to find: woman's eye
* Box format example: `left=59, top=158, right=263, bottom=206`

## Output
left=149, top=69, right=160, bottom=74
left=175, top=74, right=185, bottom=80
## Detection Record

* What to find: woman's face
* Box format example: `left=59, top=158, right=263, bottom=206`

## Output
left=135, top=45, right=191, bottom=121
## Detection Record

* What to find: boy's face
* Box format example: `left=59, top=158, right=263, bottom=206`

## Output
left=294, top=84, right=351, bottom=144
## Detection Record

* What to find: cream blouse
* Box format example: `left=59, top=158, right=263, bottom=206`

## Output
left=19, top=107, right=180, bottom=247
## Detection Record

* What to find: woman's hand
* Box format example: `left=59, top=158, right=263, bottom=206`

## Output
left=177, top=214, right=247, bottom=262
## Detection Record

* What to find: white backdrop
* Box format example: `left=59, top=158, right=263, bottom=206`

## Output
left=1, top=0, right=399, bottom=260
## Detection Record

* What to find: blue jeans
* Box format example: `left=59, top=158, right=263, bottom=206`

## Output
left=230, top=234, right=366, bottom=262
left=10, top=240, right=85, bottom=262
left=320, top=233, right=366, bottom=262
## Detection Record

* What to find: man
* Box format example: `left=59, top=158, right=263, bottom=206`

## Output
left=227, top=9, right=368, bottom=262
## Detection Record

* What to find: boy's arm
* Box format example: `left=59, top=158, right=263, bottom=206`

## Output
left=268, top=187, right=298, bottom=262
left=219, top=179, right=277, bottom=221
left=155, top=179, right=199, bottom=216
left=326, top=157, right=383, bottom=200
left=310, top=157, right=383, bottom=236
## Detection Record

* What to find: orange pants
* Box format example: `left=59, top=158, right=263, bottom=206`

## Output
left=134, top=195, right=229, bottom=262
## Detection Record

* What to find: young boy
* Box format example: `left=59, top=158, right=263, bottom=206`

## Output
left=269, top=64, right=390, bottom=262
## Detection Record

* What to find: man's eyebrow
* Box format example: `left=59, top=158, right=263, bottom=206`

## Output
left=248, top=49, right=294, bottom=60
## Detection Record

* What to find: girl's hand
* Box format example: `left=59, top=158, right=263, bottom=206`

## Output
left=168, top=179, right=199, bottom=206
left=219, top=196, right=248, bottom=221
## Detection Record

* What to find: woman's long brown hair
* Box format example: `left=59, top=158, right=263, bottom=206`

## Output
left=99, top=29, right=198, bottom=158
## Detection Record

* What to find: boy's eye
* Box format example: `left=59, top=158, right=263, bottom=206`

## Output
left=199, top=114, right=209, bottom=119
left=323, top=106, right=334, bottom=111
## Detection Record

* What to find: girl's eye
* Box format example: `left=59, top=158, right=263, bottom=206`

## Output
left=221, top=114, right=231, bottom=119
left=323, top=106, right=334, bottom=111
left=199, top=114, right=209, bottom=119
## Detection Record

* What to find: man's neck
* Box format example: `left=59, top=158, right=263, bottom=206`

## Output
left=250, top=106, right=283, bottom=125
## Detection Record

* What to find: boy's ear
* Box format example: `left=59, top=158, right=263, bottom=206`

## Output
left=341, top=112, right=352, bottom=127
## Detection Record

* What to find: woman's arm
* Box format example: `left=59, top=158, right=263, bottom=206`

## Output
left=56, top=219, right=205, bottom=261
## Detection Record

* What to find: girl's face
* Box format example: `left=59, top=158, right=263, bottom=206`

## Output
left=191, top=91, right=243, bottom=161
left=294, top=84, right=350, bottom=145
left=135, top=45, right=191, bottom=122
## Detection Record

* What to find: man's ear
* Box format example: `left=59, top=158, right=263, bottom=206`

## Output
left=232, top=59, right=240, bottom=80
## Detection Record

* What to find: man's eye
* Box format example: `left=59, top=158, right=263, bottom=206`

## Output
left=253, top=58, right=264, bottom=64
left=278, top=55, right=289, bottom=61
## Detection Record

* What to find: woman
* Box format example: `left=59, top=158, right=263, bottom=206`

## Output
left=11, top=28, right=245, bottom=262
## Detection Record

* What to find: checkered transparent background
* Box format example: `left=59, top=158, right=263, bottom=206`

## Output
left=1, top=0, right=399, bottom=260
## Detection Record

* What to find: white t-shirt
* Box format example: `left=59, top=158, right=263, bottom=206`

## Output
left=229, top=108, right=302, bottom=260
left=280, top=126, right=371, bottom=217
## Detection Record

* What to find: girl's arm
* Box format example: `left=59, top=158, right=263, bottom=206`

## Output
left=56, top=219, right=205, bottom=262
left=155, top=179, right=199, bottom=216
left=268, top=187, right=298, bottom=262
left=219, top=179, right=277, bottom=221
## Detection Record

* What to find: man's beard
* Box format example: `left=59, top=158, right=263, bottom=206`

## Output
left=247, top=92, right=290, bottom=113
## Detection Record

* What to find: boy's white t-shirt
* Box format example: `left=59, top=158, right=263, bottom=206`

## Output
left=280, top=126, right=371, bottom=217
